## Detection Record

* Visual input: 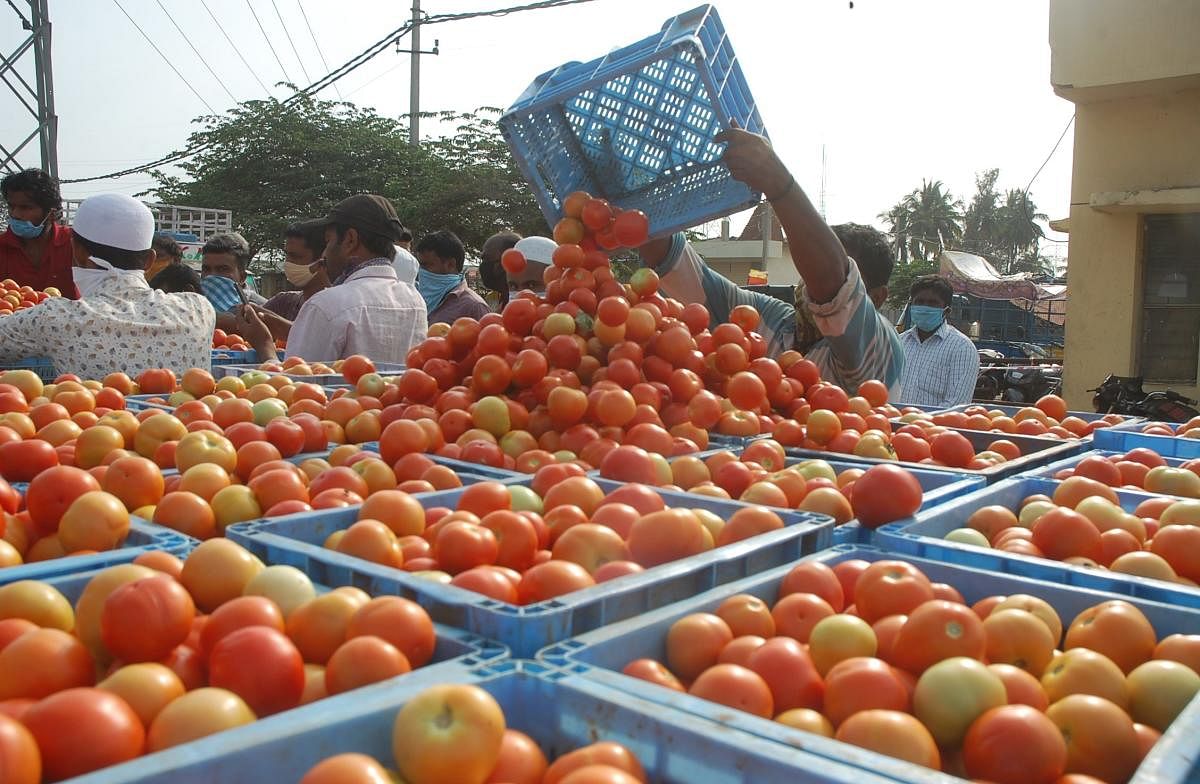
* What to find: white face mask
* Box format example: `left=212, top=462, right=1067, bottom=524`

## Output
left=284, top=261, right=317, bottom=287
left=72, top=256, right=142, bottom=298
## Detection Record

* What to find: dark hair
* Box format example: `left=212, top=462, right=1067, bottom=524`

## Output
left=202, top=233, right=252, bottom=272
left=149, top=262, right=202, bottom=294
left=415, top=230, right=466, bottom=271
left=398, top=229, right=412, bottom=243
left=285, top=219, right=327, bottom=259
left=831, top=223, right=893, bottom=291
left=910, top=274, right=954, bottom=306
left=1, top=168, right=62, bottom=213
left=331, top=223, right=395, bottom=260
left=151, top=232, right=183, bottom=262
left=74, top=233, right=152, bottom=271
left=479, top=232, right=521, bottom=294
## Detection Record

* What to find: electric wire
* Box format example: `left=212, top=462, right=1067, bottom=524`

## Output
left=110, top=0, right=217, bottom=114
left=270, top=0, right=312, bottom=83
left=245, top=0, right=294, bottom=84
left=200, top=0, right=270, bottom=94
left=155, top=0, right=239, bottom=104
left=295, top=0, right=340, bottom=98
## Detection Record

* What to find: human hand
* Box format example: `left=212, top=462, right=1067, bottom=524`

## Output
left=235, top=305, right=276, bottom=357
left=715, top=121, right=793, bottom=199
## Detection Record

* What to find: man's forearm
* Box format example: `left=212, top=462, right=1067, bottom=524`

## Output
left=770, top=183, right=850, bottom=306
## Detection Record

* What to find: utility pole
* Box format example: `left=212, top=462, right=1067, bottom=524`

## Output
left=1, top=0, right=58, bottom=178
left=396, top=0, right=439, bottom=147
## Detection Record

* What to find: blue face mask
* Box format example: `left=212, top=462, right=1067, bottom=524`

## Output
left=910, top=304, right=946, bottom=332
left=416, top=268, right=463, bottom=313
left=8, top=215, right=47, bottom=239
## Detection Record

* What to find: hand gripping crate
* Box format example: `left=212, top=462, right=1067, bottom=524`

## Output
left=500, top=4, right=766, bottom=239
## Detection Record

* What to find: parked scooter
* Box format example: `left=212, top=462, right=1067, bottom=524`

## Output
left=974, top=352, right=1061, bottom=404
left=1090, top=374, right=1200, bottom=422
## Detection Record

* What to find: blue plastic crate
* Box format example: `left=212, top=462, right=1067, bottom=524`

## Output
left=0, top=355, right=57, bottom=382
left=210, top=349, right=258, bottom=368
left=227, top=478, right=833, bottom=657
left=542, top=544, right=1200, bottom=784
left=875, top=476, right=1200, bottom=604
left=789, top=426, right=1082, bottom=485
left=1094, top=426, right=1200, bottom=458
left=66, top=661, right=896, bottom=784
left=500, top=4, right=766, bottom=239
left=212, top=362, right=406, bottom=385
left=0, top=518, right=195, bottom=587
left=124, top=393, right=175, bottom=412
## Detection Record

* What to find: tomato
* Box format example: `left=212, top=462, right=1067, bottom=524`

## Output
left=621, top=658, right=685, bottom=692
left=300, top=753, right=393, bottom=784
left=687, top=662, right=774, bottom=718
left=822, top=656, right=910, bottom=727
left=746, top=636, right=824, bottom=712
left=1064, top=599, right=1156, bottom=674
left=835, top=709, right=940, bottom=770
left=715, top=594, right=776, bottom=639
left=24, top=465, right=100, bottom=535
left=849, top=465, right=923, bottom=528
left=913, top=657, right=1006, bottom=747
left=770, top=592, right=835, bottom=644
left=286, top=592, right=361, bottom=665
left=100, top=574, right=195, bottom=663
left=392, top=684, right=506, bottom=784
left=23, top=687, right=144, bottom=779
left=853, top=560, right=935, bottom=623
left=892, top=600, right=986, bottom=674
left=209, top=626, right=304, bottom=716
left=146, top=686, right=256, bottom=752
left=325, top=635, right=411, bottom=695
left=543, top=742, right=646, bottom=784
left=1046, top=694, right=1140, bottom=784
left=0, top=627, right=93, bottom=699
left=516, top=560, right=594, bottom=604
left=962, top=704, right=1067, bottom=784
left=0, top=438, right=59, bottom=482
left=0, top=713, right=39, bottom=784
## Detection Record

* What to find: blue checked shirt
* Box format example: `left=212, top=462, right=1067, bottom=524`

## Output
left=896, top=321, right=980, bottom=406
left=647, top=233, right=904, bottom=395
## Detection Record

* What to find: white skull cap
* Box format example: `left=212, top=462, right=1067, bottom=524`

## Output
left=73, top=193, right=155, bottom=251
left=513, top=236, right=556, bottom=266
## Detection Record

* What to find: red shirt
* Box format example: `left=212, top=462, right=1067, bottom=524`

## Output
left=0, top=223, right=79, bottom=298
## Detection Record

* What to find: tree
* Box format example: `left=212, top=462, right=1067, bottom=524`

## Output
left=963, top=168, right=1000, bottom=252
left=993, top=188, right=1047, bottom=274
left=149, top=94, right=546, bottom=273
left=879, top=179, right=963, bottom=263
left=886, top=256, right=938, bottom=310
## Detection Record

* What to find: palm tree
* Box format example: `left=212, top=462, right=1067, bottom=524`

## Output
left=880, top=180, right=964, bottom=262
left=994, top=189, right=1047, bottom=274
left=963, top=169, right=1001, bottom=253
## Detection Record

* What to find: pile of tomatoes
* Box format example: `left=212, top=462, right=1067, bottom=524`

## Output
left=0, top=279, right=61, bottom=318
left=1048, top=448, right=1200, bottom=498
left=302, top=684, right=647, bottom=784
left=1134, top=416, right=1200, bottom=439
left=947, top=473, right=1200, bottom=586
left=621, top=557, right=1200, bottom=784
left=210, top=329, right=252, bottom=353
left=319, top=467, right=788, bottom=605
left=902, top=398, right=1128, bottom=441
left=0, top=539, right=440, bottom=782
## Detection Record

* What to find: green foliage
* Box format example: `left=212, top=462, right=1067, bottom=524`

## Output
left=148, top=94, right=546, bottom=273
left=886, top=256, right=938, bottom=310
left=879, top=179, right=964, bottom=264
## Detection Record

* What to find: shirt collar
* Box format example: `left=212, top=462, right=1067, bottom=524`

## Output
left=903, top=320, right=952, bottom=343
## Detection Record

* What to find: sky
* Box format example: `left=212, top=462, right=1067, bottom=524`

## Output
left=1, top=0, right=1074, bottom=259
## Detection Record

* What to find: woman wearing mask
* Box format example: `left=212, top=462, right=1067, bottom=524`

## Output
left=256, top=220, right=331, bottom=341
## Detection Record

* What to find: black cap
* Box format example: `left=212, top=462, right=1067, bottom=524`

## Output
left=322, top=194, right=406, bottom=241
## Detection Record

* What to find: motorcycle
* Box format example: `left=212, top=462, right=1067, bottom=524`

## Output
left=1090, top=374, right=1200, bottom=422
left=974, top=351, right=1062, bottom=404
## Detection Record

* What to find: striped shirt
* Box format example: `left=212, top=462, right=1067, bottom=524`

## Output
left=896, top=322, right=979, bottom=406
left=650, top=233, right=904, bottom=394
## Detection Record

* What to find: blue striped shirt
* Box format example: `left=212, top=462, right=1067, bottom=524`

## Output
left=897, top=322, right=979, bottom=406
left=650, top=233, right=904, bottom=394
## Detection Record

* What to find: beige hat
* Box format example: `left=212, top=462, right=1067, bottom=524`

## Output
left=73, top=193, right=155, bottom=251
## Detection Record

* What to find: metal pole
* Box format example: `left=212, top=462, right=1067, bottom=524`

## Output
left=409, top=0, right=420, bottom=147
left=31, top=0, right=57, bottom=179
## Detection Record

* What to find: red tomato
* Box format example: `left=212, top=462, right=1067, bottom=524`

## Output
left=849, top=465, right=923, bottom=528
left=324, top=636, right=411, bottom=695
left=22, top=687, right=144, bottom=780
left=208, top=627, right=305, bottom=716
left=0, top=713, right=39, bottom=784
left=198, top=595, right=286, bottom=657
left=963, top=704, right=1068, bottom=784
left=0, top=628, right=94, bottom=699
left=853, top=560, right=935, bottom=623
left=101, top=575, right=195, bottom=662
left=0, top=438, right=59, bottom=482
left=299, top=753, right=393, bottom=784
left=24, top=465, right=100, bottom=535
left=0, top=478, right=19, bottom=515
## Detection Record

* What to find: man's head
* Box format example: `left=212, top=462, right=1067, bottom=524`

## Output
left=509, top=236, right=555, bottom=292
left=910, top=274, right=954, bottom=310
left=201, top=233, right=252, bottom=283
left=151, top=233, right=183, bottom=265
left=831, top=223, right=894, bottom=309
left=284, top=220, right=326, bottom=267
left=415, top=231, right=466, bottom=275
left=397, top=229, right=413, bottom=250
left=149, top=262, right=202, bottom=294
left=2, top=168, right=61, bottom=236
left=480, top=232, right=521, bottom=297
left=69, top=193, right=155, bottom=271
left=320, top=194, right=403, bottom=282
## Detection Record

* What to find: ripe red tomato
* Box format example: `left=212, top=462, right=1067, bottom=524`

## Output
left=324, top=636, right=411, bottom=695
left=208, top=626, right=305, bottom=716
left=0, top=713, right=39, bottom=784
left=853, top=560, right=935, bottom=623
left=963, top=704, right=1067, bottom=784
left=849, top=465, right=923, bottom=528
left=930, top=431, right=975, bottom=468
left=101, top=575, right=195, bottom=662
left=24, top=465, right=99, bottom=535
left=22, top=687, right=144, bottom=779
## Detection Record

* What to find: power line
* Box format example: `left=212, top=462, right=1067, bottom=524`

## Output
left=295, top=0, right=340, bottom=98
left=1023, top=114, right=1075, bottom=196
left=200, top=0, right=270, bottom=94
left=155, top=0, right=238, bottom=105
left=64, top=0, right=601, bottom=184
left=246, top=0, right=293, bottom=84
left=110, top=0, right=216, bottom=114
left=270, top=0, right=312, bottom=84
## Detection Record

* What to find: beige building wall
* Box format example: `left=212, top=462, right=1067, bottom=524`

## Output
left=1050, top=0, right=1200, bottom=407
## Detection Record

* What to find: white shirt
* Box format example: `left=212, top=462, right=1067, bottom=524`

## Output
left=0, top=272, right=215, bottom=378
left=897, top=321, right=980, bottom=407
left=286, top=262, right=427, bottom=363
left=392, top=245, right=419, bottom=285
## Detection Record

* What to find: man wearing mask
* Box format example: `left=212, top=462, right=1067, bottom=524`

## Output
left=414, top=230, right=490, bottom=324
left=479, top=231, right=522, bottom=309
left=239, top=194, right=426, bottom=363
left=200, top=232, right=267, bottom=333
left=145, top=232, right=183, bottom=282
left=0, top=168, right=77, bottom=297
left=0, top=193, right=214, bottom=376
left=256, top=219, right=331, bottom=341
left=897, top=275, right=979, bottom=406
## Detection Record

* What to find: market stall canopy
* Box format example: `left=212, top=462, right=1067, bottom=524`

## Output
left=939, top=250, right=1065, bottom=301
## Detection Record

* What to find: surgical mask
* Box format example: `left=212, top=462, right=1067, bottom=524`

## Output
left=8, top=215, right=48, bottom=239
left=910, top=304, right=947, bottom=332
left=416, top=268, right=463, bottom=313
left=284, top=261, right=317, bottom=287
left=72, top=257, right=141, bottom=298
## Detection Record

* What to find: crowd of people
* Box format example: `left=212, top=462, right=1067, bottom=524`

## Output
left=0, top=128, right=981, bottom=405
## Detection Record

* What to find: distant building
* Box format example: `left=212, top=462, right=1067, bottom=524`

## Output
left=692, top=203, right=798, bottom=286
left=1050, top=0, right=1200, bottom=406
